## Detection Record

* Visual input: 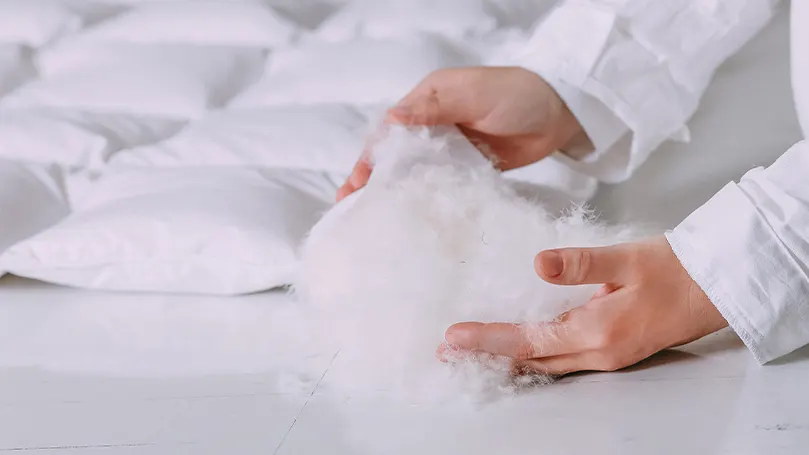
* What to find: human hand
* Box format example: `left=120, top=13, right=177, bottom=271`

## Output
left=336, top=66, right=589, bottom=201
left=440, top=236, right=728, bottom=376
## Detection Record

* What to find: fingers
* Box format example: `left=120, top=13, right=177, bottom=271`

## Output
left=385, top=94, right=446, bottom=126
left=335, top=183, right=355, bottom=202
left=534, top=245, right=633, bottom=286
left=444, top=320, right=580, bottom=360
left=445, top=322, right=526, bottom=357
left=385, top=68, right=485, bottom=127
left=513, top=351, right=611, bottom=376
left=336, top=157, right=372, bottom=202
left=513, top=355, right=583, bottom=377
left=435, top=342, right=503, bottom=364
left=339, top=68, right=491, bottom=201
left=440, top=340, right=594, bottom=377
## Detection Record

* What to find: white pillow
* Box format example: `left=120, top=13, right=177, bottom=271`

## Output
left=4, top=43, right=266, bottom=118
left=316, top=0, right=498, bottom=42
left=0, top=161, right=70, bottom=276
left=0, top=167, right=337, bottom=295
left=111, top=104, right=371, bottom=173
left=0, top=108, right=185, bottom=170
left=0, top=0, right=85, bottom=47
left=0, top=45, right=36, bottom=97
left=79, top=1, right=298, bottom=47
left=229, top=35, right=479, bottom=107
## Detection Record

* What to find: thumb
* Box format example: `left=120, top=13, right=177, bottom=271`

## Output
left=534, top=245, right=632, bottom=286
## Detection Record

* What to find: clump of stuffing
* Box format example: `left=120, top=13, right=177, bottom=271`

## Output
left=294, top=125, right=638, bottom=406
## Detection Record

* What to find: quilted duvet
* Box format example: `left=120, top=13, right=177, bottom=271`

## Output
left=0, top=0, right=596, bottom=295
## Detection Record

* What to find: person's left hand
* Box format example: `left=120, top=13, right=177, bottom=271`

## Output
left=440, top=236, right=729, bottom=375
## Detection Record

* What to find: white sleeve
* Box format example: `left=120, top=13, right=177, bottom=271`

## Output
left=513, top=0, right=780, bottom=183
left=665, top=141, right=809, bottom=364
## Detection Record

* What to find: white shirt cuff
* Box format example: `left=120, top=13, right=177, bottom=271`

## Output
left=532, top=75, right=637, bottom=183
left=665, top=176, right=809, bottom=364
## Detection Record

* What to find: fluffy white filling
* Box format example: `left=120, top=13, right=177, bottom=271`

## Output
left=294, top=126, right=637, bottom=405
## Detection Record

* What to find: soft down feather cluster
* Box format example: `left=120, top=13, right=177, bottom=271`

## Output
left=294, top=125, right=638, bottom=405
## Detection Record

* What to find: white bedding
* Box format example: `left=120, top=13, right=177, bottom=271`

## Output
left=0, top=0, right=800, bottom=377
left=0, top=0, right=598, bottom=296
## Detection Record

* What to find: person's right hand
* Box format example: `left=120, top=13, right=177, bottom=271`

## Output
left=336, top=66, right=590, bottom=201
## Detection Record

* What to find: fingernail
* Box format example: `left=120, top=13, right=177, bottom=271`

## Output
left=445, top=322, right=481, bottom=347
left=336, top=183, right=352, bottom=201
left=539, top=251, right=563, bottom=277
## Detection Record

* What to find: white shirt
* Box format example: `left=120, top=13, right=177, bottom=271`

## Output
left=516, top=0, right=809, bottom=364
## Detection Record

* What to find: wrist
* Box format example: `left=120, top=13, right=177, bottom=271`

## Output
left=558, top=122, right=594, bottom=160
left=539, top=76, right=628, bottom=168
